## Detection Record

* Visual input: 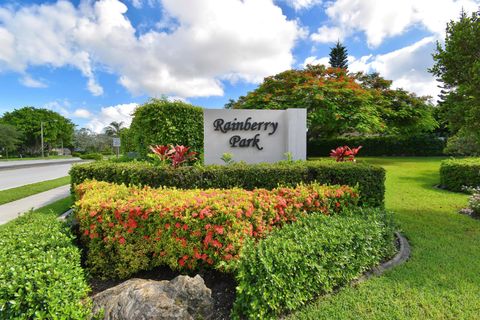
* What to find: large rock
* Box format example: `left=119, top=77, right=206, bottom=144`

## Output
left=92, top=275, right=214, bottom=320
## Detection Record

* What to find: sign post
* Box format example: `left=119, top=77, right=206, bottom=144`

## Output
left=112, top=138, right=121, bottom=159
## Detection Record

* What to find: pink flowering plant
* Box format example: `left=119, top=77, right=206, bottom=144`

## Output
left=330, top=145, right=362, bottom=162
left=149, top=144, right=197, bottom=168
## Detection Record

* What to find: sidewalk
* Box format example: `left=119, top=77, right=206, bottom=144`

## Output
left=0, top=158, right=85, bottom=170
left=0, top=185, right=70, bottom=225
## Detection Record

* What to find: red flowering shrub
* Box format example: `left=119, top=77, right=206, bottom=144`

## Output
left=150, top=144, right=197, bottom=168
left=330, top=145, right=362, bottom=162
left=74, top=180, right=359, bottom=279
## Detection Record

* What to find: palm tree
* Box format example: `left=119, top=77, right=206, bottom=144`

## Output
left=104, top=121, right=124, bottom=137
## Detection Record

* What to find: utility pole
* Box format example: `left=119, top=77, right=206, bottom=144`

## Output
left=41, top=121, right=44, bottom=158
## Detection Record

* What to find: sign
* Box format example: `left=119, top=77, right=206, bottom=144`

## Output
left=204, top=109, right=306, bottom=165
left=112, top=138, right=121, bottom=147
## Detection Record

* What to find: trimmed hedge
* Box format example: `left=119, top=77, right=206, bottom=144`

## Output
left=440, top=158, right=480, bottom=191
left=70, top=160, right=385, bottom=207
left=0, top=212, right=91, bottom=319
left=233, top=208, right=395, bottom=319
left=130, top=98, right=204, bottom=157
left=74, top=180, right=359, bottom=279
left=79, top=152, right=103, bottom=161
left=308, top=135, right=446, bottom=157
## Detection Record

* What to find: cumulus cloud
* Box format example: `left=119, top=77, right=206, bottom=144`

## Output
left=73, top=108, right=92, bottom=119
left=86, top=103, right=138, bottom=133
left=312, top=0, right=479, bottom=46
left=303, top=37, right=440, bottom=99
left=310, top=26, right=344, bottom=43
left=281, top=0, right=322, bottom=10
left=19, top=75, right=47, bottom=88
left=0, top=0, right=302, bottom=98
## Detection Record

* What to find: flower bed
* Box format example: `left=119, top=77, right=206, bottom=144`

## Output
left=74, top=180, right=359, bottom=279
left=440, top=158, right=480, bottom=191
left=70, top=159, right=385, bottom=207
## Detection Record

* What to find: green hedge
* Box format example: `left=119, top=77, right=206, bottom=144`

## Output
left=308, top=135, right=446, bottom=157
left=79, top=152, right=103, bottom=161
left=0, top=212, right=91, bottom=319
left=70, top=160, right=385, bottom=207
left=233, top=208, right=395, bottom=319
left=130, top=98, right=204, bottom=157
left=440, top=158, right=480, bottom=191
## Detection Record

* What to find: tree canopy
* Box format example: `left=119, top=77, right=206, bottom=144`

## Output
left=0, top=107, right=74, bottom=154
left=329, top=41, right=349, bottom=70
left=0, top=124, right=22, bottom=158
left=430, top=9, right=480, bottom=153
left=229, top=65, right=437, bottom=139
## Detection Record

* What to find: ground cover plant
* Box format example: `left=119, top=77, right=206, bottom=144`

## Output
left=234, top=208, right=395, bottom=319
left=0, top=176, right=69, bottom=205
left=70, top=159, right=385, bottom=207
left=287, top=157, right=477, bottom=319
left=0, top=201, right=91, bottom=319
left=74, top=180, right=359, bottom=279
left=440, top=157, right=480, bottom=191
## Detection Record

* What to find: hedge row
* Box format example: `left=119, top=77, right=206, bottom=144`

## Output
left=70, top=160, right=385, bottom=207
left=233, top=208, right=395, bottom=319
left=0, top=212, right=91, bottom=319
left=74, top=180, right=359, bottom=279
left=308, top=135, right=446, bottom=157
left=440, top=158, right=480, bottom=191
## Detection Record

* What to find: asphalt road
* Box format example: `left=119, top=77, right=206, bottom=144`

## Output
left=0, top=164, right=73, bottom=191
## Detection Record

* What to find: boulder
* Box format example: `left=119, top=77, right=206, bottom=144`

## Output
left=92, top=275, right=214, bottom=320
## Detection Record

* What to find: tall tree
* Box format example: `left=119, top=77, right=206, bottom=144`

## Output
left=104, top=121, right=125, bottom=137
left=0, top=124, right=22, bottom=158
left=429, top=9, right=480, bottom=153
left=329, top=41, right=349, bottom=70
left=0, top=107, right=74, bottom=155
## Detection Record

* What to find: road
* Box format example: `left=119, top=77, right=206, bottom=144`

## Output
left=0, top=164, right=73, bottom=191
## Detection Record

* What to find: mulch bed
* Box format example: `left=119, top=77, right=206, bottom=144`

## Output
left=88, top=266, right=236, bottom=320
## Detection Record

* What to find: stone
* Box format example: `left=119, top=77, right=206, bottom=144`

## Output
left=92, top=275, right=214, bottom=320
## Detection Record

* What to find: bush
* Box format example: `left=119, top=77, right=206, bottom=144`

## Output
left=444, top=130, right=480, bottom=156
left=74, top=180, right=359, bottom=279
left=233, top=208, right=395, bottom=319
left=70, top=160, right=385, bottom=207
left=0, top=212, right=91, bottom=319
left=308, top=135, right=446, bottom=157
left=79, top=152, right=103, bottom=161
left=440, top=158, right=480, bottom=191
left=130, top=98, right=204, bottom=158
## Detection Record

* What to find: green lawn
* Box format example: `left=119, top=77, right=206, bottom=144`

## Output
left=289, top=157, right=479, bottom=319
left=0, top=176, right=70, bottom=205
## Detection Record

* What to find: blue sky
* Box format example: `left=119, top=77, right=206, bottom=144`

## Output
left=0, top=0, right=479, bottom=132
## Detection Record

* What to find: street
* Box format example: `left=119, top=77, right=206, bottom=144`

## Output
left=0, top=163, right=73, bottom=190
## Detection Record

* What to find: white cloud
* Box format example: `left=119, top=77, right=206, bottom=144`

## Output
left=43, top=100, right=71, bottom=117
left=303, top=37, right=440, bottom=99
left=19, top=75, right=47, bottom=88
left=86, top=103, right=138, bottom=133
left=310, top=26, right=344, bottom=43
left=0, top=0, right=302, bottom=98
left=281, top=0, right=322, bottom=10
left=315, top=0, right=479, bottom=47
left=302, top=56, right=329, bottom=68
left=73, top=108, right=92, bottom=119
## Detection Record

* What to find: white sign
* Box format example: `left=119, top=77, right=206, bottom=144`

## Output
left=203, top=109, right=306, bottom=165
left=112, top=138, right=121, bottom=147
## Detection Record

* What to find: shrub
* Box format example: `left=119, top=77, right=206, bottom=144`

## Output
left=70, top=160, right=385, bottom=207
left=79, top=152, right=103, bottom=161
left=440, top=158, right=480, bottom=191
left=330, top=145, right=362, bottom=162
left=308, top=135, right=445, bottom=157
left=0, top=212, right=91, bottom=319
left=74, top=180, right=359, bottom=279
left=233, top=208, right=395, bottom=319
left=130, top=98, right=203, bottom=158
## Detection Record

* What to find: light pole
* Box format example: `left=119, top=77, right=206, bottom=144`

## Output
left=41, top=121, right=44, bottom=158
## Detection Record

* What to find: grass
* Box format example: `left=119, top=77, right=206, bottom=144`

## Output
left=0, top=155, right=72, bottom=161
left=0, top=176, right=70, bottom=205
left=289, top=157, right=479, bottom=319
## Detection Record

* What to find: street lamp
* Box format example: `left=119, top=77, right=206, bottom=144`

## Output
left=40, top=119, right=58, bottom=158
